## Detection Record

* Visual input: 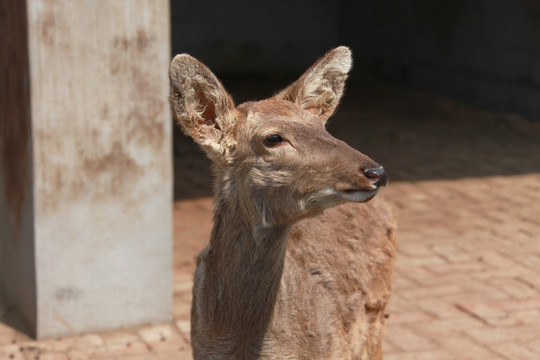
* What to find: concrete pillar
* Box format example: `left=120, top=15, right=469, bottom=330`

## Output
left=0, top=0, right=172, bottom=338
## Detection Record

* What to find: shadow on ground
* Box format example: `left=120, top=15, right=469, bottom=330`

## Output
left=174, top=78, right=540, bottom=200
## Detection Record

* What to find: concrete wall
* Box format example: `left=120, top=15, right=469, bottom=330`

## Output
left=353, top=0, right=540, bottom=121
left=171, top=0, right=342, bottom=74
left=1, top=0, right=173, bottom=338
left=171, top=0, right=540, bottom=121
left=0, top=0, right=37, bottom=334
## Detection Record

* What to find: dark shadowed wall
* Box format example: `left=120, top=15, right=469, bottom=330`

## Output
left=171, top=0, right=540, bottom=121
left=171, top=0, right=341, bottom=74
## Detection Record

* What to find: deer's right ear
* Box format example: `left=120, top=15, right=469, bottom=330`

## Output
left=169, top=54, right=236, bottom=163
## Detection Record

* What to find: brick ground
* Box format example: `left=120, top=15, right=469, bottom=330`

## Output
left=2, top=82, right=540, bottom=359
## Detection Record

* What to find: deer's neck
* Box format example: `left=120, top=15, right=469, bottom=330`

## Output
left=195, top=196, right=292, bottom=356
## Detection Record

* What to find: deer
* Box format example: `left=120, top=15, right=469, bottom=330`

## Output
left=169, top=46, right=397, bottom=360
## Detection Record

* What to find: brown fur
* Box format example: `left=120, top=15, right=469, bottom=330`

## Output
left=169, top=47, right=397, bottom=359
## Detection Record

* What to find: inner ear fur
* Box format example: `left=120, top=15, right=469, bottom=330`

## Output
left=169, top=54, right=236, bottom=162
left=276, top=46, right=352, bottom=122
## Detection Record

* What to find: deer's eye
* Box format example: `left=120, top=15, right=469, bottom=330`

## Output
left=263, top=134, right=283, bottom=147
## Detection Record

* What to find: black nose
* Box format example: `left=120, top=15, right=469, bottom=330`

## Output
left=363, top=167, right=388, bottom=187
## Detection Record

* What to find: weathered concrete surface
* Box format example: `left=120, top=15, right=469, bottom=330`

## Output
left=0, top=0, right=37, bottom=336
left=1, top=0, right=172, bottom=338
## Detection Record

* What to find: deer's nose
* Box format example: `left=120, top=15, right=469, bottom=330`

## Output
left=363, top=167, right=388, bottom=187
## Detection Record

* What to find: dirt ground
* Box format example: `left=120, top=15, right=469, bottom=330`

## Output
left=2, top=80, right=540, bottom=359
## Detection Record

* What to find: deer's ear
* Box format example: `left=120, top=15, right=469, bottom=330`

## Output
left=276, top=46, right=352, bottom=122
left=170, top=54, right=236, bottom=163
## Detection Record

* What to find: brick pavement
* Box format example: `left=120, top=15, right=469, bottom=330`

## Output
left=381, top=175, right=540, bottom=360
left=1, top=83, right=540, bottom=359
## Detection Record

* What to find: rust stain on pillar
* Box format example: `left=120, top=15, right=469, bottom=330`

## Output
left=0, top=0, right=32, bottom=231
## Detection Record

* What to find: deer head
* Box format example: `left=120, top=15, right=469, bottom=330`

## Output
left=170, top=47, right=386, bottom=226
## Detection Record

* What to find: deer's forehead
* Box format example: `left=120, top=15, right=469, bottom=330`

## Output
left=238, top=99, right=321, bottom=132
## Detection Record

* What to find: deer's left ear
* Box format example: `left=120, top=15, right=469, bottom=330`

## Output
left=276, top=46, right=352, bottom=122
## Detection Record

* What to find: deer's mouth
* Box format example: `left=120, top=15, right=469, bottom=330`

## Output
left=338, top=189, right=379, bottom=203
